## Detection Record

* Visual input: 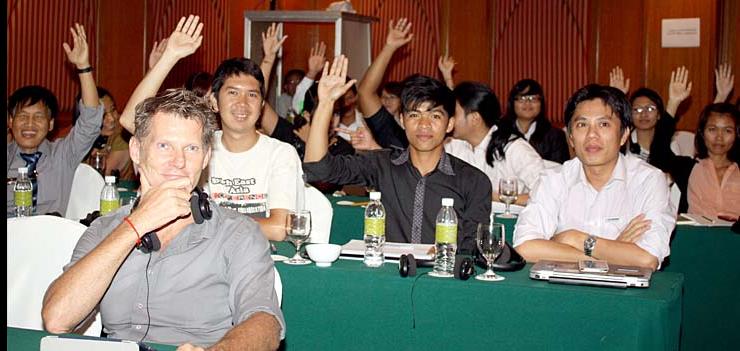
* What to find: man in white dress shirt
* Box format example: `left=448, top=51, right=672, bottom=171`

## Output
left=513, top=84, right=674, bottom=270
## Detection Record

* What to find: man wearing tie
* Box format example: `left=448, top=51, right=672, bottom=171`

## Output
left=6, top=23, right=103, bottom=216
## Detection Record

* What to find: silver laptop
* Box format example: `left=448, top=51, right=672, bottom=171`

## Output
left=530, top=260, right=652, bottom=288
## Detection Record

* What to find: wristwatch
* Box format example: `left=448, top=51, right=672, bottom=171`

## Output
left=583, top=235, right=597, bottom=257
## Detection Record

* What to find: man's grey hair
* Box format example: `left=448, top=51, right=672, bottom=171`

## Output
left=134, top=88, right=218, bottom=149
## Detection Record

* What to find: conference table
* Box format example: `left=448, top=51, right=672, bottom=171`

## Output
left=324, top=194, right=740, bottom=351
left=7, top=195, right=735, bottom=350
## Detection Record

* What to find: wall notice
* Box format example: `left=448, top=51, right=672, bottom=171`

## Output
left=661, top=18, right=700, bottom=48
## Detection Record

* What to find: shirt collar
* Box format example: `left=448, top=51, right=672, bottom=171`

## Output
left=391, top=148, right=456, bottom=176
left=575, top=153, right=628, bottom=189
left=517, top=120, right=537, bottom=140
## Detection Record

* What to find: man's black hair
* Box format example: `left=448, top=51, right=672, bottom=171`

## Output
left=8, top=85, right=59, bottom=120
left=211, top=57, right=265, bottom=98
left=400, top=74, right=455, bottom=117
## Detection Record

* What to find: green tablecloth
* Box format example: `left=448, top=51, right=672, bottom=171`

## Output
left=325, top=196, right=738, bottom=350
left=6, top=327, right=176, bottom=350
left=275, top=242, right=682, bottom=350
left=663, top=225, right=740, bottom=351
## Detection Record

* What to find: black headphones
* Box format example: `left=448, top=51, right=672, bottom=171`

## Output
left=398, top=254, right=476, bottom=280
left=133, top=187, right=213, bottom=253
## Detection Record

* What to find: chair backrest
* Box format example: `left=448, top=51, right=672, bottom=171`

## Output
left=671, top=131, right=696, bottom=158
left=274, top=268, right=282, bottom=307
left=303, top=186, right=333, bottom=244
left=66, top=163, right=105, bottom=220
left=669, top=182, right=681, bottom=214
left=7, top=215, right=102, bottom=336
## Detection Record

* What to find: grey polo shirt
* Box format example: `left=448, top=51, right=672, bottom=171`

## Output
left=64, top=202, right=286, bottom=347
left=7, top=101, right=103, bottom=215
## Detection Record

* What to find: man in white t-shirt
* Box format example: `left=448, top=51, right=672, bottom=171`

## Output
left=202, top=57, right=302, bottom=241
left=119, top=19, right=301, bottom=241
left=513, top=84, right=674, bottom=270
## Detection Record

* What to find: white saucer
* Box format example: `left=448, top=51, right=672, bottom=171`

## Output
left=271, top=254, right=289, bottom=262
left=427, top=271, right=454, bottom=278
left=283, top=259, right=312, bottom=266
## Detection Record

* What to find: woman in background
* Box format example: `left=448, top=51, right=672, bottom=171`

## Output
left=687, top=103, right=740, bottom=220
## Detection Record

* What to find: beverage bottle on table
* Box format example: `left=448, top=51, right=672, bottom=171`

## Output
left=433, top=198, right=458, bottom=276
left=364, top=191, right=386, bottom=267
left=100, top=176, right=120, bottom=215
left=14, top=167, right=33, bottom=217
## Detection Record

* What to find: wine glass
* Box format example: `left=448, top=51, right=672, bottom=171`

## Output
left=285, top=210, right=312, bottom=265
left=498, top=178, right=518, bottom=219
left=475, top=222, right=506, bottom=281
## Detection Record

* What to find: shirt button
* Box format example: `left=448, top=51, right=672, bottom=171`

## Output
left=148, top=270, right=153, bottom=275
left=135, top=325, right=142, bottom=330
left=137, top=303, right=144, bottom=309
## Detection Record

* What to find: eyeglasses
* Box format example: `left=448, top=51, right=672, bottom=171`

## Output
left=515, top=95, right=541, bottom=103
left=632, top=105, right=657, bottom=114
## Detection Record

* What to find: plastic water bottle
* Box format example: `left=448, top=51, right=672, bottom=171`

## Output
left=433, top=198, right=458, bottom=276
left=363, top=191, right=386, bottom=267
left=100, top=176, right=120, bottom=215
left=14, top=167, right=33, bottom=217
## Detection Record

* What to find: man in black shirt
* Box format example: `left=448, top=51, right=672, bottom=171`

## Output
left=303, top=56, right=491, bottom=251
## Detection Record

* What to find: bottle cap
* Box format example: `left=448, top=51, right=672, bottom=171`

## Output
left=441, top=198, right=454, bottom=206
left=17, top=167, right=28, bottom=173
left=105, top=176, right=116, bottom=183
left=369, top=191, right=381, bottom=200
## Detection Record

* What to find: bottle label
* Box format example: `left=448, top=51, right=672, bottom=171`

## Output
left=435, top=223, right=457, bottom=244
left=364, top=217, right=386, bottom=237
left=14, top=190, right=32, bottom=207
left=100, top=199, right=120, bottom=215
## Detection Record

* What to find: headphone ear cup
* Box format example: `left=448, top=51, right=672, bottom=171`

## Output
left=199, top=190, right=212, bottom=221
left=454, top=256, right=474, bottom=280
left=407, top=255, right=417, bottom=277
left=191, top=192, right=205, bottom=224
left=399, top=254, right=409, bottom=277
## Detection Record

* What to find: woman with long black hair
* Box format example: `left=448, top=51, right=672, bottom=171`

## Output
left=501, top=79, right=570, bottom=164
left=445, top=82, right=545, bottom=204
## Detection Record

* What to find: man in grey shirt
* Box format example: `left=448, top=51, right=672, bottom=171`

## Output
left=7, top=23, right=102, bottom=216
left=42, top=88, right=284, bottom=350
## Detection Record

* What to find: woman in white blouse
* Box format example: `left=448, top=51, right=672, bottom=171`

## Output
left=445, top=82, right=549, bottom=205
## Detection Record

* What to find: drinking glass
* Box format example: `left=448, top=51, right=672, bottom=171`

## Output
left=475, top=222, right=506, bottom=281
left=498, top=178, right=518, bottom=219
left=285, top=210, right=312, bottom=265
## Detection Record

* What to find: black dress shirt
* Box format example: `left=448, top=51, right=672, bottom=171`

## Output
left=303, top=147, right=492, bottom=252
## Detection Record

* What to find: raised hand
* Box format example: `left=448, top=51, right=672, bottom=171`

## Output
left=669, top=66, right=693, bottom=103
left=608, top=66, right=630, bottom=94
left=163, top=15, right=204, bottom=61
left=62, top=23, right=90, bottom=69
left=385, top=18, right=413, bottom=49
left=617, top=214, right=651, bottom=243
left=148, top=38, right=168, bottom=70
left=318, top=55, right=356, bottom=103
left=438, top=55, right=456, bottom=77
left=714, top=63, right=734, bottom=103
left=340, top=126, right=382, bottom=151
left=262, top=22, right=287, bottom=58
left=307, top=42, right=327, bottom=79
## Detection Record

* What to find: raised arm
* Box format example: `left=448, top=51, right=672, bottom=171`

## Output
left=666, top=66, right=692, bottom=118
left=260, top=23, right=287, bottom=86
left=608, top=66, right=630, bottom=95
left=714, top=63, right=734, bottom=103
left=357, top=18, right=413, bottom=117
left=292, top=42, right=326, bottom=114
left=438, top=54, right=456, bottom=89
left=63, top=23, right=98, bottom=108
left=305, top=56, right=356, bottom=163
left=119, top=15, right=204, bottom=133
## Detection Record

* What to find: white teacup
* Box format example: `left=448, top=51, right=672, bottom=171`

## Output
left=305, top=243, right=341, bottom=267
